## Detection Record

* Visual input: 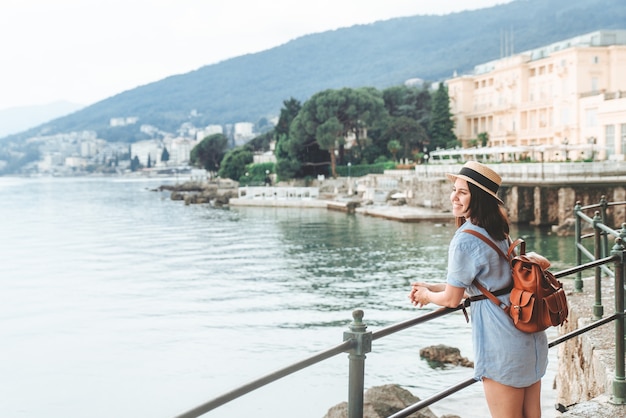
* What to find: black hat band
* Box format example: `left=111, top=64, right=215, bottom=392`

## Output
left=458, top=167, right=499, bottom=193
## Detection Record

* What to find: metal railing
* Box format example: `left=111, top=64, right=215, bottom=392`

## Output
left=237, top=186, right=320, bottom=200
left=571, top=196, right=626, bottom=407
left=174, top=199, right=626, bottom=418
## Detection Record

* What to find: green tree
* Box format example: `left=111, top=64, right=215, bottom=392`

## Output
left=315, top=117, right=344, bottom=178
left=130, top=156, right=141, bottom=171
left=286, top=87, right=385, bottom=178
left=161, top=147, right=170, bottom=162
left=285, top=111, right=328, bottom=178
left=274, top=98, right=306, bottom=180
left=274, top=98, right=301, bottom=139
left=190, top=133, right=228, bottom=172
left=478, top=132, right=489, bottom=147
left=382, top=116, right=429, bottom=161
left=334, top=87, right=386, bottom=162
left=387, top=139, right=401, bottom=162
left=247, top=130, right=274, bottom=153
left=429, top=83, right=457, bottom=150
left=382, top=84, right=431, bottom=125
left=218, top=146, right=254, bottom=181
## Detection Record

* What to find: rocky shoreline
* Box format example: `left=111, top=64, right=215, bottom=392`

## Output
left=156, top=179, right=455, bottom=223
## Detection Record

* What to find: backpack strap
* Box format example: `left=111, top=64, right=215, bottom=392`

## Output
left=463, top=229, right=509, bottom=261
left=462, top=229, right=512, bottom=313
left=473, top=281, right=511, bottom=312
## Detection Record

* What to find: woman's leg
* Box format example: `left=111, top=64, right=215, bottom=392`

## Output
left=483, top=378, right=541, bottom=418
left=522, top=380, right=542, bottom=418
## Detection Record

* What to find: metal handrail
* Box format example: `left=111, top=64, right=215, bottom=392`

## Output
left=173, top=198, right=626, bottom=418
left=573, top=196, right=626, bottom=405
left=391, top=309, right=625, bottom=418
left=173, top=340, right=354, bottom=418
left=173, top=249, right=617, bottom=418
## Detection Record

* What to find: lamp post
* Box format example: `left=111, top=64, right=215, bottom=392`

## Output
left=347, top=162, right=352, bottom=195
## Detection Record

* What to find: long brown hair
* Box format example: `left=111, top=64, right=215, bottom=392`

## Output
left=456, top=182, right=510, bottom=240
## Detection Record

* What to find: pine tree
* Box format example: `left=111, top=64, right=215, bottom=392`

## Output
left=161, top=147, right=170, bottom=163
left=429, top=83, right=457, bottom=150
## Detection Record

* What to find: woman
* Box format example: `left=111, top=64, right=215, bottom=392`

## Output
left=409, top=161, right=548, bottom=418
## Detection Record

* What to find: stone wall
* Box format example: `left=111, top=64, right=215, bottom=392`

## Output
left=555, top=277, right=617, bottom=411
left=360, top=173, right=626, bottom=227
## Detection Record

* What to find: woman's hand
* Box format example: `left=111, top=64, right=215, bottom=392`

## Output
left=409, top=282, right=434, bottom=307
left=409, top=285, right=430, bottom=307
left=409, top=282, right=466, bottom=309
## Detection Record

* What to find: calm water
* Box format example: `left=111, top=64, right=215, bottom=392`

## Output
left=0, top=177, right=574, bottom=418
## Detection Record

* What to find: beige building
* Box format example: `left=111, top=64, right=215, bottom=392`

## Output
left=445, top=30, right=626, bottom=162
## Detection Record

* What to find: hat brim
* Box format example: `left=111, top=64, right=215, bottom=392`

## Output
left=447, top=173, right=504, bottom=205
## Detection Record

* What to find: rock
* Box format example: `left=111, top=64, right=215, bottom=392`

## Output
left=323, top=384, right=438, bottom=418
left=166, top=182, right=237, bottom=206
left=388, top=197, right=407, bottom=206
left=419, top=345, right=474, bottom=368
left=552, top=217, right=594, bottom=237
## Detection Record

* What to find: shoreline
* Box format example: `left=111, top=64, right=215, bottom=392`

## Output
left=228, top=197, right=453, bottom=223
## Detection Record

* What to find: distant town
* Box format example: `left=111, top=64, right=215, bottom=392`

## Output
left=8, top=118, right=275, bottom=176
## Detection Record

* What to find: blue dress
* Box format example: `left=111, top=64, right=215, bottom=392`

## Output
left=446, top=222, right=548, bottom=388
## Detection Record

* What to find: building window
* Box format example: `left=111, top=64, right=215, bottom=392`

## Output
left=586, top=108, right=598, bottom=127
left=593, top=56, right=599, bottom=64
left=621, top=124, right=626, bottom=154
left=561, top=108, right=570, bottom=126
left=591, top=77, right=599, bottom=93
left=606, top=125, right=615, bottom=157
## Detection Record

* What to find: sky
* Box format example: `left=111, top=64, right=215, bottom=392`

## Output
left=0, top=0, right=511, bottom=111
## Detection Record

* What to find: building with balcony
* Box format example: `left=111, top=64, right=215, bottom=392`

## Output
left=445, top=30, right=626, bottom=162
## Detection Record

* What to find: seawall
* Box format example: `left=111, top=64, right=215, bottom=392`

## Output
left=353, top=164, right=626, bottom=227
left=555, top=277, right=625, bottom=417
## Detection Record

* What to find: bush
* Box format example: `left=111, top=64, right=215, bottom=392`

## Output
left=238, top=162, right=276, bottom=185
left=335, top=162, right=396, bottom=177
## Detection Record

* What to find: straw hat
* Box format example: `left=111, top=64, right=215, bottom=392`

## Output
left=446, top=161, right=503, bottom=205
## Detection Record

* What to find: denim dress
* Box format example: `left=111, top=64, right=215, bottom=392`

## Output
left=446, top=222, right=548, bottom=388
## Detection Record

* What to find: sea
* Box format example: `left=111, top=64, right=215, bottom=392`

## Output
left=0, top=176, right=574, bottom=418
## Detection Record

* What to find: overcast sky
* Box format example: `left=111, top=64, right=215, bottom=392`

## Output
left=0, top=0, right=511, bottom=110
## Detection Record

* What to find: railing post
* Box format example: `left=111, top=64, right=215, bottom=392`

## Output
left=620, top=224, right=626, bottom=343
left=593, top=211, right=604, bottom=320
left=343, top=309, right=372, bottom=418
left=610, top=237, right=626, bottom=404
left=574, top=201, right=584, bottom=292
left=599, top=195, right=609, bottom=258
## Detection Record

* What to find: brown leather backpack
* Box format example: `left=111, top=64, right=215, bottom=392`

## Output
left=464, top=229, right=569, bottom=333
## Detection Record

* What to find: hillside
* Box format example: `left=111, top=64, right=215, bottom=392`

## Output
left=0, top=101, right=84, bottom=138
left=4, top=0, right=626, bottom=143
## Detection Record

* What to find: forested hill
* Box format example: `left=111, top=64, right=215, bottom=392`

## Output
left=6, top=0, right=626, bottom=142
